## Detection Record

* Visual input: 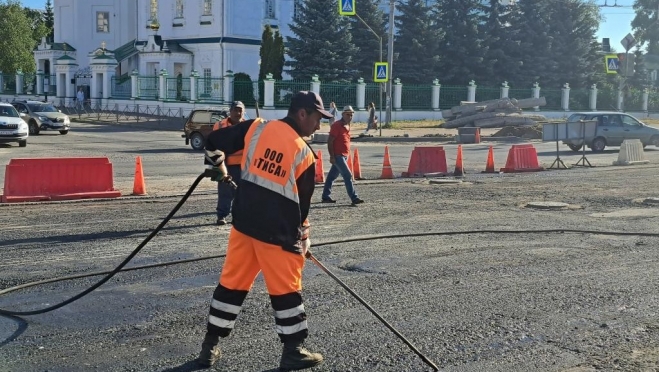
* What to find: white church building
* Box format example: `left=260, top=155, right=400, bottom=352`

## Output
left=34, top=0, right=298, bottom=102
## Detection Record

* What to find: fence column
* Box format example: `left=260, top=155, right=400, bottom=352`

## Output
left=589, top=84, right=597, bottom=111
left=310, top=74, right=320, bottom=94
left=643, top=88, right=649, bottom=113
left=617, top=86, right=623, bottom=111
left=130, top=70, right=139, bottom=99
left=16, top=71, right=24, bottom=95
left=467, top=80, right=476, bottom=102
left=263, top=73, right=275, bottom=108
left=158, top=69, right=168, bottom=101
left=500, top=81, right=509, bottom=99
left=532, top=82, right=541, bottom=111
left=561, top=83, right=570, bottom=111
left=189, top=70, right=198, bottom=102
left=431, top=79, right=440, bottom=111
left=393, top=78, right=402, bottom=111
left=356, top=78, right=366, bottom=110
left=223, top=70, right=234, bottom=104
left=36, top=70, right=43, bottom=95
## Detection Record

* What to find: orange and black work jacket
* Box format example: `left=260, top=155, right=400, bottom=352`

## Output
left=205, top=117, right=317, bottom=254
left=212, top=118, right=244, bottom=166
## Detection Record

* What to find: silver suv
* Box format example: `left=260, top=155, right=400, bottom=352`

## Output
left=12, top=100, right=70, bottom=135
left=0, top=103, right=28, bottom=147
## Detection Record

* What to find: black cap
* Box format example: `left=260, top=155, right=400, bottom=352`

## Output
left=230, top=101, right=245, bottom=110
left=289, top=91, right=333, bottom=119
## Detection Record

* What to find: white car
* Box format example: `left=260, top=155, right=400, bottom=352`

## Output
left=0, top=103, right=29, bottom=147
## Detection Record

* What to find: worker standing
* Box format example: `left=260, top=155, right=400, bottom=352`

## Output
left=213, top=101, right=245, bottom=226
left=198, top=91, right=333, bottom=370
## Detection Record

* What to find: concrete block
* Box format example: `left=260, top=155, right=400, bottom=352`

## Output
left=613, top=139, right=649, bottom=166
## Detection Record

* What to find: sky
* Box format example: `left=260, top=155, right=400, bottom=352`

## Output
left=17, top=0, right=638, bottom=52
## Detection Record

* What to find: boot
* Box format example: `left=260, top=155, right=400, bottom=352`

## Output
left=279, top=341, right=323, bottom=371
left=197, top=332, right=221, bottom=367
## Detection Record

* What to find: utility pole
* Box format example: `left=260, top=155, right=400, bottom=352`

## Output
left=354, top=13, right=383, bottom=137
left=386, top=0, right=395, bottom=128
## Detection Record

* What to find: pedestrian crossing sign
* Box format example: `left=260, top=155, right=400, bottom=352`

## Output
left=338, top=0, right=356, bottom=16
left=605, top=54, right=619, bottom=74
left=374, top=62, right=389, bottom=83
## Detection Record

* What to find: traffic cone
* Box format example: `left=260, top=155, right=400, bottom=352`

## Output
left=132, top=156, right=147, bottom=195
left=453, top=145, right=465, bottom=177
left=353, top=148, right=364, bottom=180
left=380, top=146, right=394, bottom=179
left=483, top=145, right=496, bottom=173
left=315, top=150, right=325, bottom=184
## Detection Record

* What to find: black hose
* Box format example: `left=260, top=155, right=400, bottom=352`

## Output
left=0, top=173, right=206, bottom=316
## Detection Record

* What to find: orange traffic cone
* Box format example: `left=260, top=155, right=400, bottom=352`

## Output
left=380, top=146, right=394, bottom=179
left=353, top=148, right=363, bottom=180
left=315, top=150, right=325, bottom=184
left=132, top=156, right=147, bottom=195
left=483, top=145, right=496, bottom=173
left=454, top=145, right=465, bottom=177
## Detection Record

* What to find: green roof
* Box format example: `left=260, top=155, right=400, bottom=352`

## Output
left=57, top=54, right=76, bottom=60
left=51, top=42, right=76, bottom=52
left=93, top=54, right=116, bottom=60
left=114, top=39, right=138, bottom=62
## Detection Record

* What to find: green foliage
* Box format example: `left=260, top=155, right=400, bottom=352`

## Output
left=286, top=0, right=358, bottom=81
left=272, top=31, right=285, bottom=80
left=233, top=72, right=256, bottom=106
left=477, top=0, right=522, bottom=86
left=44, top=0, right=54, bottom=41
left=348, top=0, right=386, bottom=80
left=392, top=0, right=439, bottom=84
left=259, top=26, right=275, bottom=81
left=0, top=0, right=43, bottom=73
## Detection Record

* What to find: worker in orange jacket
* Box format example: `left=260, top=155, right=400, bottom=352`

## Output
left=198, top=91, right=332, bottom=371
left=213, top=101, right=245, bottom=225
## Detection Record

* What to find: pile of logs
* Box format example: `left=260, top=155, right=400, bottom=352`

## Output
left=441, top=97, right=547, bottom=128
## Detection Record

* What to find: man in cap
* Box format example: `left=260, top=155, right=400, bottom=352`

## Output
left=322, top=105, right=364, bottom=206
left=198, top=91, right=332, bottom=370
left=212, top=101, right=246, bottom=225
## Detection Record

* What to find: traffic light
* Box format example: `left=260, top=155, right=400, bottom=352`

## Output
left=617, top=53, right=635, bottom=77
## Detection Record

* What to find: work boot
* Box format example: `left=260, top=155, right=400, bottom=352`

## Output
left=279, top=341, right=323, bottom=371
left=197, top=332, right=221, bottom=367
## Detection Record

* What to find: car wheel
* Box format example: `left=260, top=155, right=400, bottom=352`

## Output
left=651, top=135, right=659, bottom=148
left=190, top=132, right=205, bottom=150
left=567, top=143, right=583, bottom=152
left=28, top=120, right=40, bottom=135
left=18, top=140, right=26, bottom=147
left=591, top=137, right=606, bottom=152
left=59, top=130, right=69, bottom=135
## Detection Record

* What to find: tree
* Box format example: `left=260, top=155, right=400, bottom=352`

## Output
left=392, top=0, right=440, bottom=84
left=478, top=0, right=522, bottom=86
left=631, top=0, right=659, bottom=54
left=286, top=0, right=358, bottom=81
left=23, top=5, right=48, bottom=48
left=348, top=0, right=386, bottom=80
left=272, top=30, right=285, bottom=80
left=433, top=0, right=485, bottom=85
left=44, top=0, right=54, bottom=41
left=0, top=0, right=42, bottom=73
left=259, top=25, right=275, bottom=80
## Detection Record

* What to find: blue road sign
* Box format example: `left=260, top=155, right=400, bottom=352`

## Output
left=605, top=54, right=619, bottom=74
left=339, top=0, right=356, bottom=16
left=374, top=62, right=389, bottom=82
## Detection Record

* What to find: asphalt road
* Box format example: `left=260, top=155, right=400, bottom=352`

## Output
left=2, top=123, right=659, bottom=372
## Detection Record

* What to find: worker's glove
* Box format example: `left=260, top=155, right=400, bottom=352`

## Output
left=301, top=238, right=311, bottom=257
left=204, top=149, right=225, bottom=166
left=204, top=167, right=231, bottom=182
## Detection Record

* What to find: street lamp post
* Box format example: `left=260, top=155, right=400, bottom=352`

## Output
left=354, top=13, right=383, bottom=137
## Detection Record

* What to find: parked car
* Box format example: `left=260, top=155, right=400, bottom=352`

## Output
left=0, top=102, right=29, bottom=147
left=11, top=100, right=71, bottom=135
left=563, top=111, right=659, bottom=152
left=182, top=107, right=229, bottom=150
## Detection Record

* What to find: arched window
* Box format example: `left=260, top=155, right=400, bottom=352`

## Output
left=203, top=0, right=213, bottom=15
left=265, top=0, right=276, bottom=19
